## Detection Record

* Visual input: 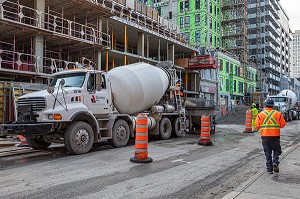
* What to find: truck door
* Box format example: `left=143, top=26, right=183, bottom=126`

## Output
left=85, top=72, right=110, bottom=115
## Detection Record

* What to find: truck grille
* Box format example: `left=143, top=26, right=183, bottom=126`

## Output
left=17, top=97, right=46, bottom=111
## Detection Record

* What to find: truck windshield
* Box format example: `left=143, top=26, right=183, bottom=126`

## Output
left=50, top=72, right=86, bottom=88
left=270, top=97, right=286, bottom=102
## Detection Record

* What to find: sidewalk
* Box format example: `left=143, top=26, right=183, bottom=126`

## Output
left=223, top=144, right=300, bottom=199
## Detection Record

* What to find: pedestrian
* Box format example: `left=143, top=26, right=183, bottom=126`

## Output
left=255, top=98, right=286, bottom=174
left=251, top=103, right=258, bottom=132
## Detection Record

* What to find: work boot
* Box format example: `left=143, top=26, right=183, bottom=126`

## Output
left=273, top=164, right=279, bottom=173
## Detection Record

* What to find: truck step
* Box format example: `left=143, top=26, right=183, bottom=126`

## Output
left=99, top=128, right=109, bottom=131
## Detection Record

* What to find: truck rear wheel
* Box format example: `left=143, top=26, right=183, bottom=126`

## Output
left=110, top=119, right=130, bottom=148
left=159, top=117, right=172, bottom=140
left=26, top=136, right=51, bottom=149
left=172, top=117, right=183, bottom=137
left=64, top=121, right=94, bottom=155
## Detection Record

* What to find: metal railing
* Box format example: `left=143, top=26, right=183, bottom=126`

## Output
left=0, top=1, right=111, bottom=48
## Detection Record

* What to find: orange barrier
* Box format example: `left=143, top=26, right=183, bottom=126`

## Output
left=18, top=135, right=28, bottom=147
left=198, top=115, right=213, bottom=146
left=243, top=110, right=254, bottom=133
left=130, top=113, right=153, bottom=163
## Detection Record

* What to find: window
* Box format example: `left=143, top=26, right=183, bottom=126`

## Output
left=226, top=61, right=229, bottom=73
left=185, top=32, right=190, bottom=43
left=195, top=0, right=200, bottom=9
left=226, top=79, right=229, bottom=91
left=180, top=17, right=184, bottom=28
left=180, top=1, right=184, bottom=12
left=203, top=13, right=207, bottom=26
left=233, top=80, right=237, bottom=92
left=195, top=14, right=200, bottom=26
left=195, top=29, right=201, bottom=42
left=230, top=63, right=233, bottom=74
left=184, top=0, right=190, bottom=11
left=185, top=16, right=190, bottom=28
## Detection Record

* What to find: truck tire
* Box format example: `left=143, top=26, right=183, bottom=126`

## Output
left=110, top=119, right=130, bottom=148
left=159, top=117, right=172, bottom=140
left=26, top=136, right=51, bottom=149
left=172, top=117, right=183, bottom=137
left=64, top=121, right=94, bottom=155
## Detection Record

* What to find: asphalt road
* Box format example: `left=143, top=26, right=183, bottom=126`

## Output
left=0, top=120, right=299, bottom=199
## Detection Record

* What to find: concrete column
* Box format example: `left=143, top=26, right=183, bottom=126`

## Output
left=168, top=43, right=174, bottom=64
left=158, top=39, right=161, bottom=61
left=96, top=51, right=102, bottom=71
left=34, top=0, right=45, bottom=28
left=97, top=17, right=103, bottom=70
left=33, top=0, right=45, bottom=73
left=146, top=34, right=149, bottom=58
left=33, top=36, right=44, bottom=73
left=137, top=32, right=144, bottom=57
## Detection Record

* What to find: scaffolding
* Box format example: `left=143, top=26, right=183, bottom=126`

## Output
left=221, top=0, right=248, bottom=77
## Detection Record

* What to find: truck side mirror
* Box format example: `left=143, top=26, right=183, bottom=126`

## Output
left=47, top=86, right=55, bottom=94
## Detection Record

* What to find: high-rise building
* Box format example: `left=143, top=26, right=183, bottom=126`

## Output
left=290, top=30, right=300, bottom=78
left=248, top=0, right=290, bottom=95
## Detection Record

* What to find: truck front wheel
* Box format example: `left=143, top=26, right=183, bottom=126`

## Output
left=159, top=117, right=172, bottom=140
left=26, top=136, right=51, bottom=149
left=110, top=119, right=130, bottom=148
left=64, top=121, right=94, bottom=155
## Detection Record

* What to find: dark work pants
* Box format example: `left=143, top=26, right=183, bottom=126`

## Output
left=262, top=140, right=282, bottom=172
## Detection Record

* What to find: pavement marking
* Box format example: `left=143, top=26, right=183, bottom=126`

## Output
left=171, top=159, right=191, bottom=164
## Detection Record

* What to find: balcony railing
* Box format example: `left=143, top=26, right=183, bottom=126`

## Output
left=0, top=1, right=111, bottom=49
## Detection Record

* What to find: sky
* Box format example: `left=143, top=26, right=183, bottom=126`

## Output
left=280, top=0, right=300, bottom=32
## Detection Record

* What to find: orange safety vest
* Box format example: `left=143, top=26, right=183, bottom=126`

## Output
left=175, top=83, right=183, bottom=96
left=255, top=108, right=286, bottom=137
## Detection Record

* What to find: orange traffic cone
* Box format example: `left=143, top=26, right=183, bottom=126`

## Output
left=18, top=135, right=28, bottom=147
left=198, top=114, right=213, bottom=146
left=130, top=113, right=153, bottom=163
left=243, top=110, right=254, bottom=133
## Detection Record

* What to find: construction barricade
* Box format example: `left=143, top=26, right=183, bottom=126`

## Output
left=198, top=114, right=213, bottom=146
left=243, top=110, right=254, bottom=133
left=130, top=113, right=153, bottom=163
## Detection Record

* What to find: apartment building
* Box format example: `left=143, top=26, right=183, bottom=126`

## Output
left=248, top=0, right=290, bottom=95
left=290, top=30, right=300, bottom=78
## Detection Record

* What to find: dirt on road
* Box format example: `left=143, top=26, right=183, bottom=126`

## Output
left=217, top=105, right=251, bottom=125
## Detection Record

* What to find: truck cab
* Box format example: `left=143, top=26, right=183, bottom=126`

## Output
left=3, top=69, right=132, bottom=154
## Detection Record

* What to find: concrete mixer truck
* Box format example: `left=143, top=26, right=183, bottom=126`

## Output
left=269, top=89, right=298, bottom=121
left=2, top=62, right=187, bottom=154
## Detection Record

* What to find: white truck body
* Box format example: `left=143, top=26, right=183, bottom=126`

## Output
left=269, top=89, right=298, bottom=121
left=2, top=63, right=185, bottom=154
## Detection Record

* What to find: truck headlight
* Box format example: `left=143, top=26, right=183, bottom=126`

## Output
left=48, top=114, right=54, bottom=119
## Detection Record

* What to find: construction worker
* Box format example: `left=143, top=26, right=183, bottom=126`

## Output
left=255, top=98, right=286, bottom=174
left=251, top=103, right=258, bottom=131
left=175, top=80, right=183, bottom=97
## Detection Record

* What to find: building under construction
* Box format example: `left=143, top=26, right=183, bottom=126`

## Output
left=222, top=0, right=248, bottom=64
left=0, top=0, right=201, bottom=127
